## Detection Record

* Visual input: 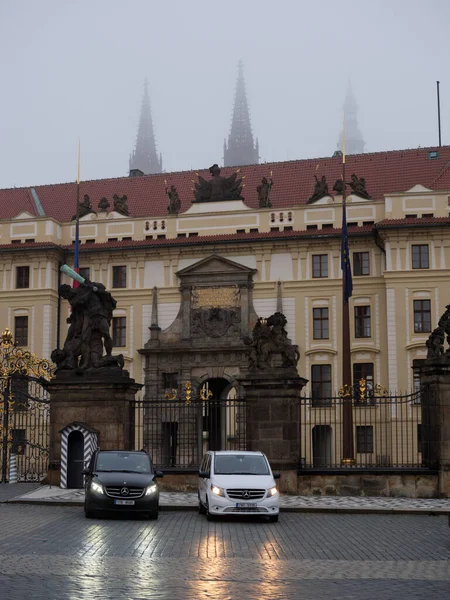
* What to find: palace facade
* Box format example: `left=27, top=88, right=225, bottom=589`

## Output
left=0, top=145, right=449, bottom=399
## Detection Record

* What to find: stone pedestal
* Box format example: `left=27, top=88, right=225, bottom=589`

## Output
left=48, top=368, right=142, bottom=475
left=239, top=370, right=307, bottom=486
left=414, top=357, right=450, bottom=498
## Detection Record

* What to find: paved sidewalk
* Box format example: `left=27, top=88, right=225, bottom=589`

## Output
left=4, top=484, right=450, bottom=514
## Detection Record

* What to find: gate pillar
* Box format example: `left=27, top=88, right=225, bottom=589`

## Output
left=48, top=369, right=142, bottom=487
left=239, top=371, right=307, bottom=492
left=414, top=357, right=450, bottom=498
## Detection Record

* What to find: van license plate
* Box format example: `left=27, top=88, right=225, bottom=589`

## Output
left=236, top=503, right=256, bottom=508
left=115, top=499, right=135, bottom=506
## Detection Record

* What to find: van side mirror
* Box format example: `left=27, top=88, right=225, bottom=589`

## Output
left=199, top=470, right=210, bottom=478
left=81, top=468, right=89, bottom=476
left=272, top=471, right=281, bottom=480
left=155, top=471, right=164, bottom=478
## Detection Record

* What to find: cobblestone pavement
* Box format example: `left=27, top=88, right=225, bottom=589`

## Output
left=0, top=483, right=40, bottom=503
left=6, top=484, right=450, bottom=515
left=0, top=503, right=449, bottom=599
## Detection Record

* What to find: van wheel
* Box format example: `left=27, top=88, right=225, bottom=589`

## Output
left=205, top=497, right=214, bottom=521
left=84, top=500, right=95, bottom=519
left=269, top=514, right=279, bottom=523
left=198, top=493, right=206, bottom=515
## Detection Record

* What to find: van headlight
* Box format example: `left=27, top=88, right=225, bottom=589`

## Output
left=211, top=484, right=225, bottom=497
left=268, top=486, right=278, bottom=496
left=91, top=481, right=103, bottom=495
left=145, top=484, right=158, bottom=495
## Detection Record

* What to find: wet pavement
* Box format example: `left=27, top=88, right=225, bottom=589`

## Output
left=0, top=491, right=449, bottom=598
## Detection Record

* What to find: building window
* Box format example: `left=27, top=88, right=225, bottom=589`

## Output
left=112, top=266, right=127, bottom=288
left=311, top=365, right=332, bottom=404
left=413, top=300, right=431, bottom=333
left=14, top=316, right=28, bottom=346
left=313, top=308, right=329, bottom=339
left=417, top=424, right=422, bottom=453
left=11, top=376, right=29, bottom=411
left=79, top=267, right=90, bottom=281
left=413, top=371, right=421, bottom=403
left=162, top=372, right=178, bottom=390
left=353, top=363, right=374, bottom=402
left=354, top=306, right=371, bottom=338
left=312, top=255, right=328, bottom=278
left=16, top=266, right=30, bottom=289
left=12, top=429, right=26, bottom=455
left=112, top=317, right=126, bottom=346
left=353, top=252, right=370, bottom=276
left=412, top=244, right=429, bottom=269
left=356, top=426, right=374, bottom=453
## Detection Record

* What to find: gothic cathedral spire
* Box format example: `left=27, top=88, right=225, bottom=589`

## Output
left=337, top=81, right=365, bottom=155
left=224, top=60, right=259, bottom=167
left=129, top=80, right=162, bottom=175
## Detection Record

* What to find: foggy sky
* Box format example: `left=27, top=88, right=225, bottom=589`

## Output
left=0, top=0, right=449, bottom=190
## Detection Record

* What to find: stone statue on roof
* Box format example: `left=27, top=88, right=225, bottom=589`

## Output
left=72, top=194, right=95, bottom=220
left=166, top=185, right=181, bottom=215
left=307, top=175, right=329, bottom=204
left=347, top=174, right=371, bottom=199
left=113, top=194, right=129, bottom=216
left=333, top=178, right=345, bottom=195
left=257, top=176, right=273, bottom=208
left=98, top=197, right=110, bottom=211
left=193, top=164, right=244, bottom=203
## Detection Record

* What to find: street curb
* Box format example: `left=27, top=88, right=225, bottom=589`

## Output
left=5, top=499, right=450, bottom=516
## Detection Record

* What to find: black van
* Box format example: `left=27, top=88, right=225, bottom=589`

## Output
left=83, top=450, right=163, bottom=519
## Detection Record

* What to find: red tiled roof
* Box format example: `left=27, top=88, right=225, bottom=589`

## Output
left=1, top=146, right=450, bottom=221
left=73, top=225, right=373, bottom=253
left=0, top=226, right=374, bottom=254
left=376, top=216, right=450, bottom=228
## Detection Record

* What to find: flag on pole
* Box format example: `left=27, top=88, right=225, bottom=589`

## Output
left=341, top=201, right=353, bottom=302
left=340, top=111, right=352, bottom=302
left=73, top=139, right=81, bottom=286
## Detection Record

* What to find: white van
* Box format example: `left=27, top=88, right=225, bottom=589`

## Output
left=198, top=450, right=280, bottom=522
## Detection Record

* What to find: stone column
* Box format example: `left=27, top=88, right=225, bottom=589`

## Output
left=239, top=370, right=307, bottom=493
left=414, top=357, right=450, bottom=498
left=48, top=368, right=142, bottom=478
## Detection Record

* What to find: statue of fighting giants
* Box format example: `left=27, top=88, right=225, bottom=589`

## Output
left=245, top=312, right=300, bottom=371
left=52, top=266, right=124, bottom=371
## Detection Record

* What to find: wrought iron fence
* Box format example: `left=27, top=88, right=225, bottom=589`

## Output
left=0, top=327, right=53, bottom=482
left=130, top=398, right=247, bottom=469
left=300, top=388, right=437, bottom=469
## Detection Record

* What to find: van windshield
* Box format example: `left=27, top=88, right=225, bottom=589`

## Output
left=95, top=451, right=151, bottom=473
left=214, top=454, right=269, bottom=475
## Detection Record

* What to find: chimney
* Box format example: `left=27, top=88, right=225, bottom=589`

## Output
left=129, top=168, right=145, bottom=178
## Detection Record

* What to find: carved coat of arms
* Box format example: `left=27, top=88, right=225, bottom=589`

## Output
left=191, top=307, right=241, bottom=338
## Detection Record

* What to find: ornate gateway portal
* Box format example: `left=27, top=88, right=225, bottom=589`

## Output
left=138, top=255, right=260, bottom=464
left=141, top=255, right=259, bottom=400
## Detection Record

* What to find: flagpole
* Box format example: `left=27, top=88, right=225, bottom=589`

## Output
left=341, top=116, right=355, bottom=465
left=74, top=139, right=81, bottom=285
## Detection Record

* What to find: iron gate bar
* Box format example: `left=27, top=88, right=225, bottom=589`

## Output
left=0, top=327, right=54, bottom=482
left=130, top=398, right=247, bottom=469
left=300, top=388, right=437, bottom=470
